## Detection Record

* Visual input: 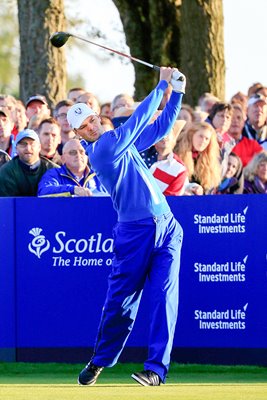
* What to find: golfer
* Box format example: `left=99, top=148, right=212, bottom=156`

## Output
left=67, top=67, right=186, bottom=386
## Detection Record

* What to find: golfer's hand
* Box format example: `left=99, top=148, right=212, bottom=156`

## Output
left=170, top=69, right=186, bottom=94
left=159, top=67, right=174, bottom=83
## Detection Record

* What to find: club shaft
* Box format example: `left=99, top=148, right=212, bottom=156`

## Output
left=66, top=32, right=160, bottom=71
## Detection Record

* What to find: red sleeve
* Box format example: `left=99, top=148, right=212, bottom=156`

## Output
left=163, top=169, right=188, bottom=196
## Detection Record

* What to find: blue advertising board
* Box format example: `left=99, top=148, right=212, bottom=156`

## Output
left=0, top=195, right=266, bottom=364
left=0, top=199, right=16, bottom=360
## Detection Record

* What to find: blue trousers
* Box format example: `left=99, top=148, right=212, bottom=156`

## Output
left=92, top=212, right=183, bottom=382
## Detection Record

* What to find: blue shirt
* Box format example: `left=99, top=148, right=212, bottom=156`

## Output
left=87, top=80, right=183, bottom=222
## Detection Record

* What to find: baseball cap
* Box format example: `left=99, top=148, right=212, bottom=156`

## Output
left=247, top=93, right=267, bottom=107
left=15, top=129, right=40, bottom=146
left=26, top=95, right=48, bottom=108
left=67, top=103, right=96, bottom=129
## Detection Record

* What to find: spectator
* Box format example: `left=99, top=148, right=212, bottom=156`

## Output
left=195, top=92, right=220, bottom=122
left=150, top=120, right=187, bottom=195
left=38, top=138, right=107, bottom=197
left=110, top=93, right=135, bottom=126
left=53, top=99, right=76, bottom=155
left=25, top=94, right=51, bottom=122
left=0, top=129, right=57, bottom=197
left=208, top=102, right=235, bottom=175
left=255, top=85, right=267, bottom=97
left=76, top=92, right=101, bottom=114
left=208, top=102, right=234, bottom=149
left=243, top=151, right=267, bottom=194
left=100, top=116, right=114, bottom=131
left=247, top=82, right=263, bottom=98
left=0, top=108, right=15, bottom=157
left=174, top=121, right=222, bottom=194
left=0, top=149, right=11, bottom=168
left=38, top=117, right=62, bottom=165
left=67, top=87, right=86, bottom=103
left=0, top=94, right=18, bottom=137
left=15, top=100, right=28, bottom=132
left=27, top=110, right=50, bottom=131
left=216, top=152, right=244, bottom=194
left=243, top=94, right=267, bottom=149
left=230, top=91, right=248, bottom=114
left=178, top=104, right=195, bottom=127
left=100, top=102, right=112, bottom=118
left=228, top=103, right=262, bottom=167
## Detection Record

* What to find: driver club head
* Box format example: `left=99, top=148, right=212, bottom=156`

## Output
left=50, top=31, right=71, bottom=48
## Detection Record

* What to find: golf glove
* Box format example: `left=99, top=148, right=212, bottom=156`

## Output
left=170, top=70, right=186, bottom=94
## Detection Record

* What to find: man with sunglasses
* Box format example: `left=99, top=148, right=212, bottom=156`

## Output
left=38, top=138, right=107, bottom=197
left=67, top=67, right=186, bottom=387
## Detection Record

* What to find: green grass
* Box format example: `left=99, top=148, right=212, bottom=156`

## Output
left=0, top=362, right=266, bottom=400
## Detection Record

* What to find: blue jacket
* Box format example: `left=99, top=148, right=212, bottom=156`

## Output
left=37, top=164, right=108, bottom=197
left=87, top=80, right=183, bottom=221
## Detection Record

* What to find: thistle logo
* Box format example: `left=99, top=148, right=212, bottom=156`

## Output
left=28, top=227, right=50, bottom=259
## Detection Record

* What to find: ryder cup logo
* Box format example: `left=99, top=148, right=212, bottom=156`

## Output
left=75, top=107, right=82, bottom=115
left=28, top=227, right=50, bottom=258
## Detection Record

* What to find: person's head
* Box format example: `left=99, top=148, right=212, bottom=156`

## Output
left=255, top=86, right=267, bottom=97
left=178, top=104, right=194, bottom=126
left=67, top=87, right=86, bottom=103
left=15, top=128, right=41, bottom=165
left=209, top=102, right=233, bottom=134
left=0, top=94, right=17, bottom=125
left=27, top=110, right=50, bottom=131
left=228, top=103, right=246, bottom=140
left=244, top=151, right=267, bottom=184
left=174, top=122, right=221, bottom=191
left=67, top=103, right=104, bottom=142
left=230, top=91, right=248, bottom=113
left=25, top=95, right=50, bottom=121
left=15, top=100, right=28, bottom=131
left=198, top=92, right=220, bottom=113
left=246, top=93, right=267, bottom=129
left=38, top=117, right=61, bottom=157
left=0, top=149, right=11, bottom=168
left=54, top=99, right=74, bottom=135
left=101, top=116, right=114, bottom=132
left=61, top=138, right=88, bottom=175
left=111, top=93, right=134, bottom=117
left=0, top=108, right=13, bottom=140
left=76, top=92, right=101, bottom=114
left=224, top=152, right=243, bottom=179
left=247, top=82, right=263, bottom=98
left=189, top=122, right=217, bottom=153
left=100, top=102, right=111, bottom=118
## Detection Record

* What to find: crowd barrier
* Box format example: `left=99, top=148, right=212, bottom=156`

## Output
left=0, top=195, right=266, bottom=365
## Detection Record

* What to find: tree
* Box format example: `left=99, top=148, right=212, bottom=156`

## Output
left=17, top=0, right=67, bottom=107
left=0, top=1, right=19, bottom=94
left=113, top=0, right=225, bottom=106
left=180, top=0, right=225, bottom=105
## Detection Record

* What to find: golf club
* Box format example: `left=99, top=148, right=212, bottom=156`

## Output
left=50, top=31, right=184, bottom=81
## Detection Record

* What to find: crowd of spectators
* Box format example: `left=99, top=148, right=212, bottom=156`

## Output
left=0, top=80, right=266, bottom=197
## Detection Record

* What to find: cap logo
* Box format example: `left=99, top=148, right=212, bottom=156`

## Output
left=75, top=107, right=82, bottom=115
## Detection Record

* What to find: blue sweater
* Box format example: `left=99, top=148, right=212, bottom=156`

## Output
left=38, top=164, right=107, bottom=197
left=87, top=80, right=183, bottom=221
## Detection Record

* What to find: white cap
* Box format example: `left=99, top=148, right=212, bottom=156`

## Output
left=247, top=93, right=267, bottom=107
left=67, top=103, right=96, bottom=129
